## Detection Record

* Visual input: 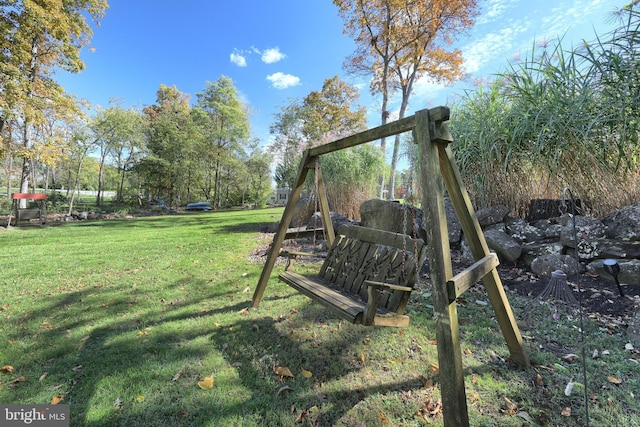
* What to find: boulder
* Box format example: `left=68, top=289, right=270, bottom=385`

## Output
left=289, top=197, right=315, bottom=228
left=559, top=215, right=606, bottom=247
left=603, top=202, right=640, bottom=241
left=484, top=228, right=522, bottom=262
left=520, top=241, right=564, bottom=268
left=444, top=198, right=463, bottom=245
left=476, top=205, right=510, bottom=228
left=505, top=217, right=545, bottom=243
left=530, top=254, right=583, bottom=278
left=307, top=211, right=352, bottom=233
left=360, top=199, right=425, bottom=240
left=586, top=258, right=640, bottom=286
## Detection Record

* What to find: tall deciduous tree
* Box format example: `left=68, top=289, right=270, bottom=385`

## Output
left=270, top=76, right=378, bottom=218
left=302, top=75, right=367, bottom=142
left=196, top=76, right=250, bottom=208
left=0, top=0, right=108, bottom=204
left=140, top=84, right=197, bottom=207
left=91, top=104, right=145, bottom=205
left=334, top=0, right=478, bottom=198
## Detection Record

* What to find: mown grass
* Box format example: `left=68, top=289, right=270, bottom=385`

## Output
left=1, top=209, right=639, bottom=426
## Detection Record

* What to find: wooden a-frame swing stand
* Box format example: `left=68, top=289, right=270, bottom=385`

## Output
left=252, top=106, right=529, bottom=427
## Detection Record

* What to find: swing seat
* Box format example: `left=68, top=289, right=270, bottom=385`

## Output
left=279, top=224, right=426, bottom=327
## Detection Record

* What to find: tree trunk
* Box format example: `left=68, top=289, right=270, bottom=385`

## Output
left=19, top=35, right=40, bottom=208
left=68, top=154, right=86, bottom=216
left=389, top=94, right=409, bottom=200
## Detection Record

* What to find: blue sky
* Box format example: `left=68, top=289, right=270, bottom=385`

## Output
left=57, top=0, right=628, bottom=146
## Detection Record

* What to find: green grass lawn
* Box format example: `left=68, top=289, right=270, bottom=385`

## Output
left=1, top=208, right=638, bottom=426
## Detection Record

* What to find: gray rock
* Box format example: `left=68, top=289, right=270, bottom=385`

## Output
left=476, top=205, right=510, bottom=227
left=530, top=254, right=583, bottom=278
left=520, top=241, right=564, bottom=268
left=559, top=215, right=606, bottom=248
left=505, top=217, right=545, bottom=243
left=484, top=228, right=522, bottom=262
left=444, top=198, right=462, bottom=245
left=307, top=211, right=352, bottom=233
left=543, top=224, right=563, bottom=239
left=603, top=203, right=640, bottom=241
left=360, top=199, right=424, bottom=239
left=289, top=197, right=315, bottom=228
left=586, top=258, right=640, bottom=286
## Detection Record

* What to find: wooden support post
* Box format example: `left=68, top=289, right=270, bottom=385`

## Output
left=252, top=150, right=315, bottom=307
left=415, top=108, right=469, bottom=427
left=437, top=144, right=529, bottom=367
left=312, top=159, right=335, bottom=247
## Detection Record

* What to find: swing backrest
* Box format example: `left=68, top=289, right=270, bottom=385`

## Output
left=318, top=225, right=426, bottom=314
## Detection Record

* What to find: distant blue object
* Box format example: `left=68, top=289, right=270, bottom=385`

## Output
left=186, top=201, right=212, bottom=211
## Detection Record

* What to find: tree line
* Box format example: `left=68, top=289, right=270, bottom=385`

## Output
left=2, top=0, right=482, bottom=216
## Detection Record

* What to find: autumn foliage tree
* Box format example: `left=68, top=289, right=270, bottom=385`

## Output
left=0, top=0, right=109, bottom=203
left=334, top=0, right=479, bottom=198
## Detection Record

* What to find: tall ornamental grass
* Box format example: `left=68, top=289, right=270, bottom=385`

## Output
left=450, top=6, right=640, bottom=218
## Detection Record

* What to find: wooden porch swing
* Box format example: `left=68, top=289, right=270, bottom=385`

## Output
left=251, top=106, right=529, bottom=427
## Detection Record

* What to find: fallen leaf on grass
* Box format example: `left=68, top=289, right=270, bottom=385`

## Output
left=429, top=363, right=439, bottom=374
left=562, top=353, right=579, bottom=363
left=172, top=368, right=186, bottom=382
left=416, top=398, right=443, bottom=421
left=500, top=397, right=519, bottom=415
left=607, top=375, right=622, bottom=384
left=72, top=365, right=84, bottom=372
left=9, top=376, right=26, bottom=387
left=561, top=407, right=571, bottom=417
left=136, top=395, right=145, bottom=402
left=1, top=365, right=14, bottom=373
left=274, top=365, right=293, bottom=379
left=359, top=352, right=365, bottom=363
left=1, top=304, right=8, bottom=310
left=301, top=367, right=313, bottom=378
left=379, top=412, right=389, bottom=424
left=51, top=395, right=64, bottom=405
left=197, top=375, right=214, bottom=389
left=39, top=372, right=48, bottom=381
left=535, top=373, right=544, bottom=387
left=294, top=405, right=318, bottom=424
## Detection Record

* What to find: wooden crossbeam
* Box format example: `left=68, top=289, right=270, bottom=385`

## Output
left=447, top=253, right=499, bottom=303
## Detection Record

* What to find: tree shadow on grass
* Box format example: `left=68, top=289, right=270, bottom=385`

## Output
left=0, top=277, right=278, bottom=426
left=205, top=298, right=439, bottom=426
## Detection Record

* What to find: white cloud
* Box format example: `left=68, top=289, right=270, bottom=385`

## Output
left=261, top=47, right=286, bottom=64
left=230, top=51, right=247, bottom=67
left=477, top=0, right=518, bottom=25
left=266, top=72, right=301, bottom=89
